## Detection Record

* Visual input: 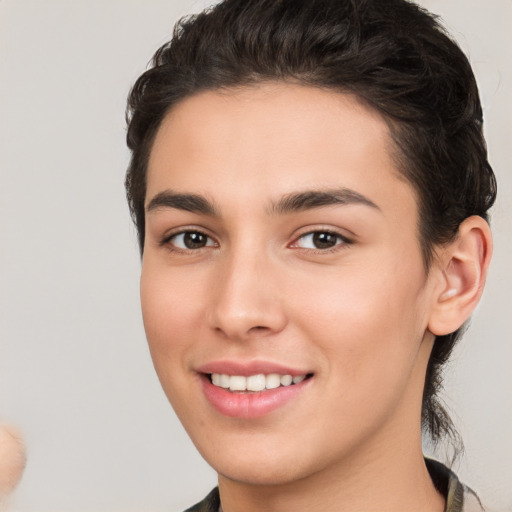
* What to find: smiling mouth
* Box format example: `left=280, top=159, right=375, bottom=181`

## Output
left=208, top=373, right=313, bottom=392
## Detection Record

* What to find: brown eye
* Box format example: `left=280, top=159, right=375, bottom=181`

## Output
left=169, top=231, right=216, bottom=250
left=295, top=231, right=346, bottom=250
left=312, top=232, right=339, bottom=249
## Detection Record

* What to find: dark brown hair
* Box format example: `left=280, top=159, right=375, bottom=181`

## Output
left=125, top=0, right=496, bottom=449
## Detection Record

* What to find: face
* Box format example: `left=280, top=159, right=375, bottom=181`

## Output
left=141, top=84, right=438, bottom=486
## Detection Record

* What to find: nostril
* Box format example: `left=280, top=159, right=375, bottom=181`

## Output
left=249, top=326, right=270, bottom=334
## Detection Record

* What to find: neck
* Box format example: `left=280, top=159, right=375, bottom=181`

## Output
left=218, top=437, right=444, bottom=512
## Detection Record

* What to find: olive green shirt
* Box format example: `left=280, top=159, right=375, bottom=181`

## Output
left=184, top=459, right=483, bottom=512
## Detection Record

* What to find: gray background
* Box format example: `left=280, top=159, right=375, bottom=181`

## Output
left=0, top=1, right=510, bottom=511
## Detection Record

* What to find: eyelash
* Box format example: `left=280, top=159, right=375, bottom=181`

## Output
left=159, top=228, right=352, bottom=254
left=159, top=229, right=218, bottom=253
left=290, top=229, right=352, bottom=253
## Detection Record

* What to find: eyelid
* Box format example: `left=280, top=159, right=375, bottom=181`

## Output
left=288, top=227, right=353, bottom=251
left=157, top=225, right=353, bottom=253
left=159, top=226, right=219, bottom=250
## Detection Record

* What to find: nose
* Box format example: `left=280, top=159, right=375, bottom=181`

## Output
left=207, top=250, right=287, bottom=342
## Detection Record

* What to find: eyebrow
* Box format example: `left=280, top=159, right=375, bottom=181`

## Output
left=145, top=187, right=379, bottom=217
left=269, top=188, right=380, bottom=215
left=146, top=190, right=218, bottom=216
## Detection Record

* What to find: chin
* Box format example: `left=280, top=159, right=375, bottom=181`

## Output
left=214, top=459, right=308, bottom=487
left=196, top=434, right=332, bottom=487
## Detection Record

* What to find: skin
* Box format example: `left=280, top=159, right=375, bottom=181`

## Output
left=0, top=425, right=25, bottom=507
left=140, top=83, right=490, bottom=512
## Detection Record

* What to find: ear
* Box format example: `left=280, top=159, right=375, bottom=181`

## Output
left=428, top=215, right=493, bottom=336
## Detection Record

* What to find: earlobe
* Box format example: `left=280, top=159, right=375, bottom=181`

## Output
left=428, top=215, right=493, bottom=336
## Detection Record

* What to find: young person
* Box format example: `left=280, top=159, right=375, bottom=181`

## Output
left=125, top=0, right=496, bottom=510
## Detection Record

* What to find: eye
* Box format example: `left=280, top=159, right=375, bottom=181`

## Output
left=293, top=231, right=348, bottom=250
left=166, top=231, right=216, bottom=250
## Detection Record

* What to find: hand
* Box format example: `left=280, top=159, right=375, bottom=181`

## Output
left=0, top=425, right=26, bottom=508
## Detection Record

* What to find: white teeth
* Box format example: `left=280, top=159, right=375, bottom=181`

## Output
left=266, top=374, right=281, bottom=389
left=229, top=375, right=247, bottom=391
left=280, top=374, right=293, bottom=386
left=210, top=373, right=308, bottom=391
left=247, top=374, right=266, bottom=392
left=219, top=374, right=230, bottom=388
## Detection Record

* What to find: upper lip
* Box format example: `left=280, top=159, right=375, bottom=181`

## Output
left=196, top=360, right=312, bottom=377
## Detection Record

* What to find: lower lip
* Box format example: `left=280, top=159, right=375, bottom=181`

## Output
left=201, top=375, right=310, bottom=419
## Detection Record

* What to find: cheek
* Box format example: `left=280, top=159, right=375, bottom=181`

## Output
left=290, top=255, right=428, bottom=384
left=140, top=264, right=212, bottom=422
left=289, top=266, right=429, bottom=443
left=140, top=264, right=205, bottom=367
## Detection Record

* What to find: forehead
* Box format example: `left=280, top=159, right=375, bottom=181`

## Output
left=146, top=83, right=417, bottom=220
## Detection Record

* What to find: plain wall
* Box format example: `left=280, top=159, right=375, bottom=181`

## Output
left=0, top=1, right=510, bottom=511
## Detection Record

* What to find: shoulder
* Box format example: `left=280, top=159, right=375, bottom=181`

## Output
left=425, top=458, right=484, bottom=512
left=183, top=464, right=485, bottom=512
left=183, top=487, right=220, bottom=512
